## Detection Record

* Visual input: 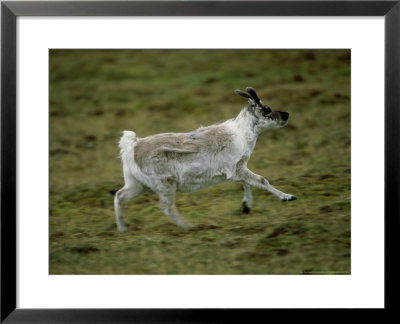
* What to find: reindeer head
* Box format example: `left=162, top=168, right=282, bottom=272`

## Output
left=235, top=87, right=290, bottom=131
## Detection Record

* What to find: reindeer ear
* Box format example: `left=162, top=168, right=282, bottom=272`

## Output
left=235, top=89, right=251, bottom=99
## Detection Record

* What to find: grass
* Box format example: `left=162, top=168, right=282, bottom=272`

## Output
left=49, top=49, right=350, bottom=274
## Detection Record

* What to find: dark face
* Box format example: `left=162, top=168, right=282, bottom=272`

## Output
left=256, top=107, right=290, bottom=130
left=244, top=98, right=290, bottom=132
left=257, top=102, right=289, bottom=124
left=266, top=110, right=290, bottom=124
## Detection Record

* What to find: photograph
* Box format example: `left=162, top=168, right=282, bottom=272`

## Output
left=49, top=49, right=351, bottom=275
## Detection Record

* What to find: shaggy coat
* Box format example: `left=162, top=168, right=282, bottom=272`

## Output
left=114, top=87, right=296, bottom=231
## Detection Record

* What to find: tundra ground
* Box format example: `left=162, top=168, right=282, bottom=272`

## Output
left=50, top=49, right=350, bottom=274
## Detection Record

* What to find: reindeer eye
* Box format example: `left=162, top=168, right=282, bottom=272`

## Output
left=261, top=106, right=271, bottom=116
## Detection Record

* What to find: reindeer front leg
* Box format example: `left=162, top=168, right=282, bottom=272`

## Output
left=236, top=168, right=297, bottom=202
left=242, top=183, right=253, bottom=213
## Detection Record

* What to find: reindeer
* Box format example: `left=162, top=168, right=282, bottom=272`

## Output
left=114, top=87, right=296, bottom=231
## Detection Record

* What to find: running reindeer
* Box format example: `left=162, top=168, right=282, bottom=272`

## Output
left=114, top=87, right=296, bottom=231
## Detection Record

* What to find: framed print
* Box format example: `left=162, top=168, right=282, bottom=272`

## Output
left=1, top=0, right=399, bottom=322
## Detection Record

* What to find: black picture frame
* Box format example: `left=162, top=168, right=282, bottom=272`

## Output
left=1, top=0, right=399, bottom=322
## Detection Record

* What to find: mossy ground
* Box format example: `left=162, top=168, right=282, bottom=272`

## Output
left=50, top=49, right=350, bottom=274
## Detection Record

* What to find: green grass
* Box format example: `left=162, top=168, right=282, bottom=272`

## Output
left=49, top=49, right=350, bottom=274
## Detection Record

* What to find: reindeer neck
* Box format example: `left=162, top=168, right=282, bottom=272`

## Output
left=231, top=108, right=260, bottom=153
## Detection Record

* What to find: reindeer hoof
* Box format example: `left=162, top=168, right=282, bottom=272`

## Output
left=242, top=202, right=251, bottom=214
left=281, top=195, right=297, bottom=202
left=182, top=222, right=193, bottom=229
left=117, top=223, right=128, bottom=232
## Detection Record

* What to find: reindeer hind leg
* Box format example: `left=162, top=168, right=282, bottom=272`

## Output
left=157, top=187, right=192, bottom=229
left=114, top=179, right=146, bottom=232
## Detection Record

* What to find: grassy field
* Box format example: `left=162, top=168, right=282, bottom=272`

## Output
left=49, top=49, right=350, bottom=274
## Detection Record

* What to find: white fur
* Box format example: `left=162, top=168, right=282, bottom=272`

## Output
left=114, top=94, right=296, bottom=231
